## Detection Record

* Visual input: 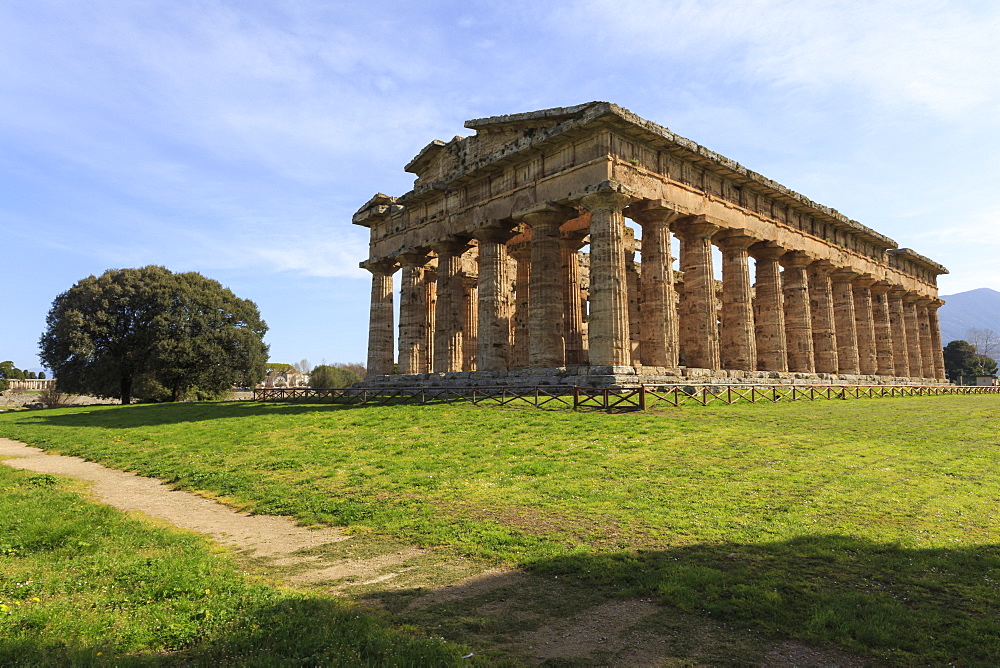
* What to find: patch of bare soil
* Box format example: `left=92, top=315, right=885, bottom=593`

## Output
left=1, top=437, right=867, bottom=666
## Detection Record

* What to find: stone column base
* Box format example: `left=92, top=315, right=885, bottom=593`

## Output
left=357, top=368, right=951, bottom=390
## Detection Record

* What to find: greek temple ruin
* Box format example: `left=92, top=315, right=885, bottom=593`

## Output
left=353, top=102, right=948, bottom=387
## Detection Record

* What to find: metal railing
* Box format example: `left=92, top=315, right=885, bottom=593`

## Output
left=252, top=383, right=1000, bottom=410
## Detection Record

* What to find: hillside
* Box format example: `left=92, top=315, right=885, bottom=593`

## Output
left=938, top=287, right=1000, bottom=344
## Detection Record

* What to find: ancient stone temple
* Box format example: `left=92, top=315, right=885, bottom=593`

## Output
left=353, top=102, right=948, bottom=387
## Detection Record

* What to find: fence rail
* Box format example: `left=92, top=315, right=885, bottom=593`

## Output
left=252, top=383, right=1000, bottom=410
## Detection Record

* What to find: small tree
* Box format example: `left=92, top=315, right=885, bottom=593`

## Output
left=966, top=328, right=1000, bottom=358
left=38, top=372, right=46, bottom=380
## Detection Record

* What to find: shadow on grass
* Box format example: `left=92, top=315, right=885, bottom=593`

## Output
left=364, top=534, right=1000, bottom=665
left=0, top=596, right=481, bottom=667
left=2, top=400, right=417, bottom=429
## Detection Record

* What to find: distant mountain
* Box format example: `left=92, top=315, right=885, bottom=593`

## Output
left=938, top=288, right=1000, bottom=345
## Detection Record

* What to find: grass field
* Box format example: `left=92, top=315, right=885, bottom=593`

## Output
left=0, top=464, right=474, bottom=665
left=1, top=396, right=999, bottom=663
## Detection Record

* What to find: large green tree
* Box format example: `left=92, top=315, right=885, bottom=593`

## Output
left=40, top=266, right=268, bottom=404
left=943, top=340, right=999, bottom=382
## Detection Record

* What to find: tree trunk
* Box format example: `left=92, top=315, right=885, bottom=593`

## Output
left=120, top=375, right=132, bottom=405
left=171, top=385, right=181, bottom=402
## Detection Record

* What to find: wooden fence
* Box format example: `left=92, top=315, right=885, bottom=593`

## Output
left=252, top=383, right=1000, bottom=411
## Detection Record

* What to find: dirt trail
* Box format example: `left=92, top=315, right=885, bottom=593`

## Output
left=0, top=437, right=865, bottom=666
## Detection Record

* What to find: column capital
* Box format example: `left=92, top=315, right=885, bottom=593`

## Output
left=430, top=237, right=471, bottom=256
left=574, top=180, right=638, bottom=212
left=809, top=258, right=837, bottom=274
left=902, top=290, right=923, bottom=303
left=560, top=230, right=588, bottom=251
left=915, top=295, right=934, bottom=307
left=514, top=201, right=577, bottom=228
left=473, top=224, right=517, bottom=245
left=714, top=228, right=758, bottom=250
left=929, top=297, right=945, bottom=309
left=830, top=268, right=861, bottom=283
left=779, top=250, right=814, bottom=269
left=361, top=258, right=398, bottom=275
left=870, top=280, right=893, bottom=295
left=623, top=199, right=684, bottom=227
left=888, top=286, right=909, bottom=299
left=852, top=274, right=878, bottom=289
left=507, top=240, right=531, bottom=259
left=673, top=215, right=721, bottom=239
left=396, top=249, right=430, bottom=266
left=749, top=241, right=786, bottom=261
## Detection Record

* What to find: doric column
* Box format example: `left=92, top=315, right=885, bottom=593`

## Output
left=397, top=250, right=431, bottom=374
left=675, top=216, right=721, bottom=369
left=917, top=297, right=935, bottom=379
left=716, top=230, right=758, bottom=371
left=363, top=259, right=397, bottom=376
left=461, top=275, right=478, bottom=371
left=578, top=182, right=636, bottom=367
left=520, top=203, right=575, bottom=368
left=780, top=251, right=815, bottom=373
left=430, top=239, right=469, bottom=373
left=561, top=232, right=588, bottom=365
left=887, top=288, right=910, bottom=377
left=830, top=269, right=860, bottom=374
left=852, top=275, right=878, bottom=376
left=625, top=201, right=681, bottom=368
left=928, top=298, right=946, bottom=380
left=750, top=242, right=787, bottom=372
left=869, top=282, right=896, bottom=376
left=474, top=226, right=515, bottom=371
left=626, top=239, right=641, bottom=363
left=808, top=260, right=839, bottom=374
left=902, top=292, right=924, bottom=379
left=509, top=241, right=531, bottom=368
left=424, top=268, right=437, bottom=367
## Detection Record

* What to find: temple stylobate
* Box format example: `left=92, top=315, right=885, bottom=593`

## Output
left=354, top=102, right=948, bottom=387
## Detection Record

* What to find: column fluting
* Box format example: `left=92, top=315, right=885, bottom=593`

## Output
left=780, top=251, right=815, bottom=373
left=830, top=269, right=860, bottom=375
left=887, top=289, right=910, bottom=377
left=430, top=239, right=468, bottom=373
left=852, top=275, right=878, bottom=376
left=717, top=231, right=758, bottom=371
left=870, top=281, right=896, bottom=376
left=902, top=292, right=924, bottom=379
left=675, top=216, right=721, bottom=370
left=397, top=251, right=431, bottom=374
left=509, top=241, right=531, bottom=368
left=625, top=202, right=681, bottom=368
left=579, top=183, right=635, bottom=368
left=561, top=232, right=588, bottom=366
left=750, top=242, right=788, bottom=372
left=364, top=259, right=397, bottom=376
left=474, top=227, right=515, bottom=371
left=808, top=260, right=839, bottom=374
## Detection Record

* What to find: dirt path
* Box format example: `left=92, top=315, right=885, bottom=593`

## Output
left=0, top=437, right=864, bottom=666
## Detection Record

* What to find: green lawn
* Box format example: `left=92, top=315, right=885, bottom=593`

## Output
left=1, top=396, right=999, bottom=663
left=0, top=465, right=474, bottom=665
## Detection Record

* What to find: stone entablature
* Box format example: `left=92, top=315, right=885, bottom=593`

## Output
left=354, top=102, right=948, bottom=385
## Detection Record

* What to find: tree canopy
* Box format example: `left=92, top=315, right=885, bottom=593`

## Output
left=943, top=340, right=999, bottom=381
left=309, top=364, right=364, bottom=388
left=40, top=266, right=269, bottom=404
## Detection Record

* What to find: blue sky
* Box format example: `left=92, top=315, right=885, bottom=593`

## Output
left=2, top=0, right=998, bottom=372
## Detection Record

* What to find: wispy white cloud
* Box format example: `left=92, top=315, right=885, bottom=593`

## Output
left=556, top=0, right=1000, bottom=123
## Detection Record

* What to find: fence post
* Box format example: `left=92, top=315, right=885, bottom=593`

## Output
left=638, top=385, right=647, bottom=410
